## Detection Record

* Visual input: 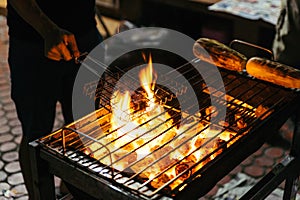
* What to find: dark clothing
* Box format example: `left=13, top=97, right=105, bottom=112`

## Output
left=273, top=0, right=300, bottom=68
left=7, top=1, right=102, bottom=199
left=8, top=28, right=102, bottom=197
left=8, top=27, right=102, bottom=199
left=7, top=0, right=97, bottom=42
left=8, top=28, right=102, bottom=140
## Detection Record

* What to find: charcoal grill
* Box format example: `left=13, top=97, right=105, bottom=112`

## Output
left=29, top=50, right=300, bottom=200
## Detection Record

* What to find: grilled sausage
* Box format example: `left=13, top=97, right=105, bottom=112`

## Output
left=193, top=38, right=247, bottom=72
left=246, top=57, right=300, bottom=89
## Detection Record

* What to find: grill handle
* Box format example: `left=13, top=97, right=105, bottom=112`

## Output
left=75, top=52, right=88, bottom=64
left=229, top=39, right=274, bottom=60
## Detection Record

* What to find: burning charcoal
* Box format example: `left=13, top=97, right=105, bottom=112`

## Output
left=126, top=152, right=138, bottom=164
left=175, top=163, right=191, bottom=180
left=235, top=114, right=247, bottom=129
left=150, top=173, right=171, bottom=189
left=160, top=130, right=177, bottom=145
left=195, top=122, right=206, bottom=134
left=237, top=119, right=247, bottom=129
left=150, top=146, right=175, bottom=170
left=194, top=137, right=203, bottom=148
left=130, top=155, right=155, bottom=174
left=135, top=138, right=145, bottom=146
left=150, top=145, right=160, bottom=153
left=171, top=135, right=194, bottom=156
left=123, top=143, right=135, bottom=151
left=91, top=145, right=111, bottom=161
left=157, top=158, right=176, bottom=172
left=131, top=89, right=148, bottom=111
left=201, top=149, right=213, bottom=165
left=82, top=147, right=94, bottom=157
left=122, top=166, right=136, bottom=177
left=185, top=154, right=197, bottom=163
left=151, top=145, right=173, bottom=160
left=218, top=120, right=229, bottom=128
left=205, top=106, right=218, bottom=120
left=113, top=150, right=137, bottom=168
left=211, top=138, right=227, bottom=158
left=255, top=104, right=273, bottom=120
left=214, top=138, right=227, bottom=151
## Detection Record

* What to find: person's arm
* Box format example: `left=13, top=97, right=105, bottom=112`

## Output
left=8, top=0, right=80, bottom=61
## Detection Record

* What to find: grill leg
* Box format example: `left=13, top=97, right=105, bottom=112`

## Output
left=283, top=110, right=300, bottom=200
left=283, top=176, right=299, bottom=200
left=29, top=141, right=56, bottom=200
left=240, top=108, right=300, bottom=200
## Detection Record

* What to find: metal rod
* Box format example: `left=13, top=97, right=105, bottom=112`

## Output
left=240, top=155, right=296, bottom=200
left=61, top=127, right=115, bottom=179
left=62, top=128, right=66, bottom=155
left=229, top=39, right=274, bottom=60
left=283, top=106, right=300, bottom=199
left=96, top=103, right=196, bottom=167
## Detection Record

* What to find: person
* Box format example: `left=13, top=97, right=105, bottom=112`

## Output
left=269, top=0, right=300, bottom=149
left=6, top=0, right=103, bottom=199
left=273, top=0, right=300, bottom=68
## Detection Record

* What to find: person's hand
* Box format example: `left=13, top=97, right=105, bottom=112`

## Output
left=44, top=28, right=80, bottom=61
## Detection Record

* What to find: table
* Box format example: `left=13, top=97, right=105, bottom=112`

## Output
left=115, top=0, right=276, bottom=57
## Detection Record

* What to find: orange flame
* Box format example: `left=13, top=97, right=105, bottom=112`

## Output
left=86, top=54, right=248, bottom=191
left=139, top=54, right=157, bottom=101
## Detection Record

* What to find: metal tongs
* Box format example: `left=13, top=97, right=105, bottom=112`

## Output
left=74, top=52, right=89, bottom=65
left=229, top=39, right=274, bottom=60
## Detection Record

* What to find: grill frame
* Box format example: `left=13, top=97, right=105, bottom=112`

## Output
left=29, top=58, right=300, bottom=200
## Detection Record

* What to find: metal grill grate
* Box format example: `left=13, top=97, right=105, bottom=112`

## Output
left=34, top=55, right=299, bottom=199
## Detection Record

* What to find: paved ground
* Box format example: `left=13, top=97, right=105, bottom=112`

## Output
left=0, top=14, right=299, bottom=200
left=0, top=15, right=63, bottom=200
left=0, top=15, right=26, bottom=200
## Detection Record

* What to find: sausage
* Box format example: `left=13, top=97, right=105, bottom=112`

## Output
left=193, top=38, right=247, bottom=72
left=246, top=57, right=300, bottom=89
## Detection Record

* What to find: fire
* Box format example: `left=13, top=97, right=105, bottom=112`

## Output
left=86, top=54, right=244, bottom=191
left=139, top=54, right=156, bottom=101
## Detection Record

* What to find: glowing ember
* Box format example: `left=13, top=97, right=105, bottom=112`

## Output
left=86, top=54, right=247, bottom=191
